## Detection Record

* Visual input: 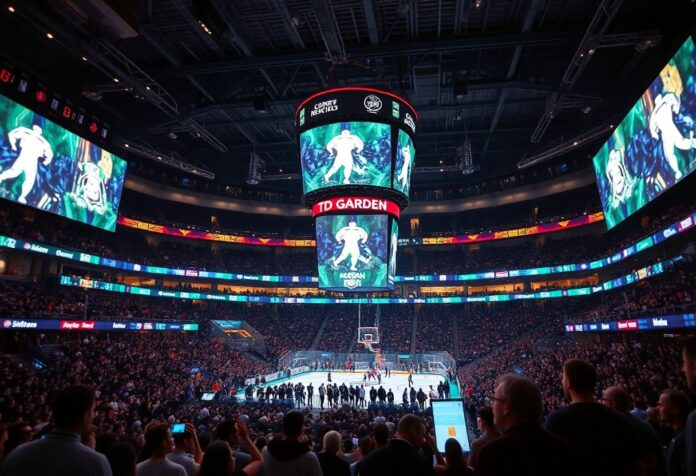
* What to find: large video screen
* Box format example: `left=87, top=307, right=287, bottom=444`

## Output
left=394, top=129, right=415, bottom=196
left=593, top=37, right=696, bottom=229
left=300, top=121, right=391, bottom=194
left=316, top=214, right=390, bottom=291
left=0, top=94, right=126, bottom=231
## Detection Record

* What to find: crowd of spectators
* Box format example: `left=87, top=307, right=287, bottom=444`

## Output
left=378, top=307, right=413, bottom=353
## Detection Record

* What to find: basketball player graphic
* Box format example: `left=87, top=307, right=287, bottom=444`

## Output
left=606, top=148, right=635, bottom=209
left=0, top=125, right=53, bottom=204
left=331, top=220, right=372, bottom=271
left=396, top=143, right=412, bottom=189
left=648, top=92, right=696, bottom=181
left=324, top=129, right=366, bottom=184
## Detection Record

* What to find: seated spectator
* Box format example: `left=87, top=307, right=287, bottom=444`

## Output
left=467, top=406, right=501, bottom=469
left=474, top=375, right=579, bottom=476
left=261, top=411, right=321, bottom=476
left=136, top=423, right=186, bottom=476
left=318, top=430, right=350, bottom=476
left=0, top=385, right=112, bottom=476
left=545, top=359, right=639, bottom=476
left=434, top=438, right=472, bottom=476
left=359, top=414, right=433, bottom=476
left=350, top=436, right=375, bottom=476
left=601, top=386, right=662, bottom=476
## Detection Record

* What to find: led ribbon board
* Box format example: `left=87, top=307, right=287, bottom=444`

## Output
left=3, top=209, right=694, bottom=284
left=58, top=254, right=681, bottom=304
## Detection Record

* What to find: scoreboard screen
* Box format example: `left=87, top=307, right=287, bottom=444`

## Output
left=593, top=36, right=696, bottom=229
left=315, top=214, right=390, bottom=291
left=0, top=93, right=127, bottom=231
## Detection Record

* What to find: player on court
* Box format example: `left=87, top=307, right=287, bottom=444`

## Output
left=324, top=129, right=364, bottom=184
left=0, top=125, right=53, bottom=204
left=332, top=220, right=371, bottom=271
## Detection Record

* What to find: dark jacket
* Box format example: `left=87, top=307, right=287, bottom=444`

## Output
left=474, top=422, right=580, bottom=476
left=358, top=439, right=433, bottom=476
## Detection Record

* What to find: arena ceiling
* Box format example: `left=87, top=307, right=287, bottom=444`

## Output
left=0, top=0, right=694, bottom=190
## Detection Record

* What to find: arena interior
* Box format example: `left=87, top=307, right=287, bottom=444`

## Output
left=0, top=1, right=695, bottom=476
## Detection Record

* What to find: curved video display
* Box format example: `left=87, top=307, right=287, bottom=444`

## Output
left=594, top=36, right=696, bottom=229
left=0, top=93, right=126, bottom=231
left=316, top=214, right=390, bottom=291
left=394, top=129, right=415, bottom=196
left=300, top=122, right=391, bottom=194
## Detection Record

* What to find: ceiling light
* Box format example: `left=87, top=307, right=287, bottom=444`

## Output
left=8, top=6, right=16, bottom=13
left=81, top=56, right=88, bottom=61
left=113, top=78, right=119, bottom=83
left=46, top=32, right=54, bottom=39
left=124, top=143, right=130, bottom=148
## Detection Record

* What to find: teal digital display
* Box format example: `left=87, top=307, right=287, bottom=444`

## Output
left=394, top=129, right=414, bottom=196
left=300, top=122, right=391, bottom=194
left=315, top=214, right=390, bottom=291
left=0, top=93, right=126, bottom=231
left=593, top=37, right=696, bottom=229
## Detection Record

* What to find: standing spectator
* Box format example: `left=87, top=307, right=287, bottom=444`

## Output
left=657, top=390, right=690, bottom=476
left=136, top=423, right=186, bottom=476
left=0, top=385, right=112, bottom=476
left=467, top=406, right=501, bottom=469
left=261, top=412, right=321, bottom=476
left=681, top=336, right=696, bottom=476
left=474, top=375, right=579, bottom=476
left=216, top=419, right=251, bottom=470
left=359, top=414, right=433, bottom=476
left=545, top=359, right=639, bottom=476
left=167, top=423, right=202, bottom=476
left=318, top=430, right=350, bottom=476
left=601, top=386, right=663, bottom=476
left=105, top=442, right=137, bottom=476
left=197, top=440, right=262, bottom=476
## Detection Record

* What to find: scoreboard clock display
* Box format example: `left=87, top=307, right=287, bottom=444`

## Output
left=0, top=61, right=111, bottom=143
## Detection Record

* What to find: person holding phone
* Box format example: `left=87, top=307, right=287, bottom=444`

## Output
left=136, top=423, right=187, bottom=476
left=167, top=423, right=202, bottom=476
left=198, top=419, right=263, bottom=476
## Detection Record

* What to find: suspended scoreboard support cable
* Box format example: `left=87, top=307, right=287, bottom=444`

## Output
left=296, top=87, right=418, bottom=292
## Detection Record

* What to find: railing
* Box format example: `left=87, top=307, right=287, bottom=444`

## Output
left=277, top=350, right=456, bottom=375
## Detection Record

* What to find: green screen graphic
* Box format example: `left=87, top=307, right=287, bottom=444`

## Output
left=389, top=219, right=398, bottom=287
left=394, top=129, right=415, bottom=195
left=316, top=214, right=389, bottom=291
left=0, top=94, right=126, bottom=231
left=300, top=121, right=391, bottom=194
left=593, top=37, right=696, bottom=229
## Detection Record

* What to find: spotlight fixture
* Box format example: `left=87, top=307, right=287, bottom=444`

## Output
left=46, top=32, right=54, bottom=39
left=8, top=5, right=15, bottom=13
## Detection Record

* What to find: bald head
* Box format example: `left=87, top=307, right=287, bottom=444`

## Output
left=602, top=386, right=631, bottom=413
